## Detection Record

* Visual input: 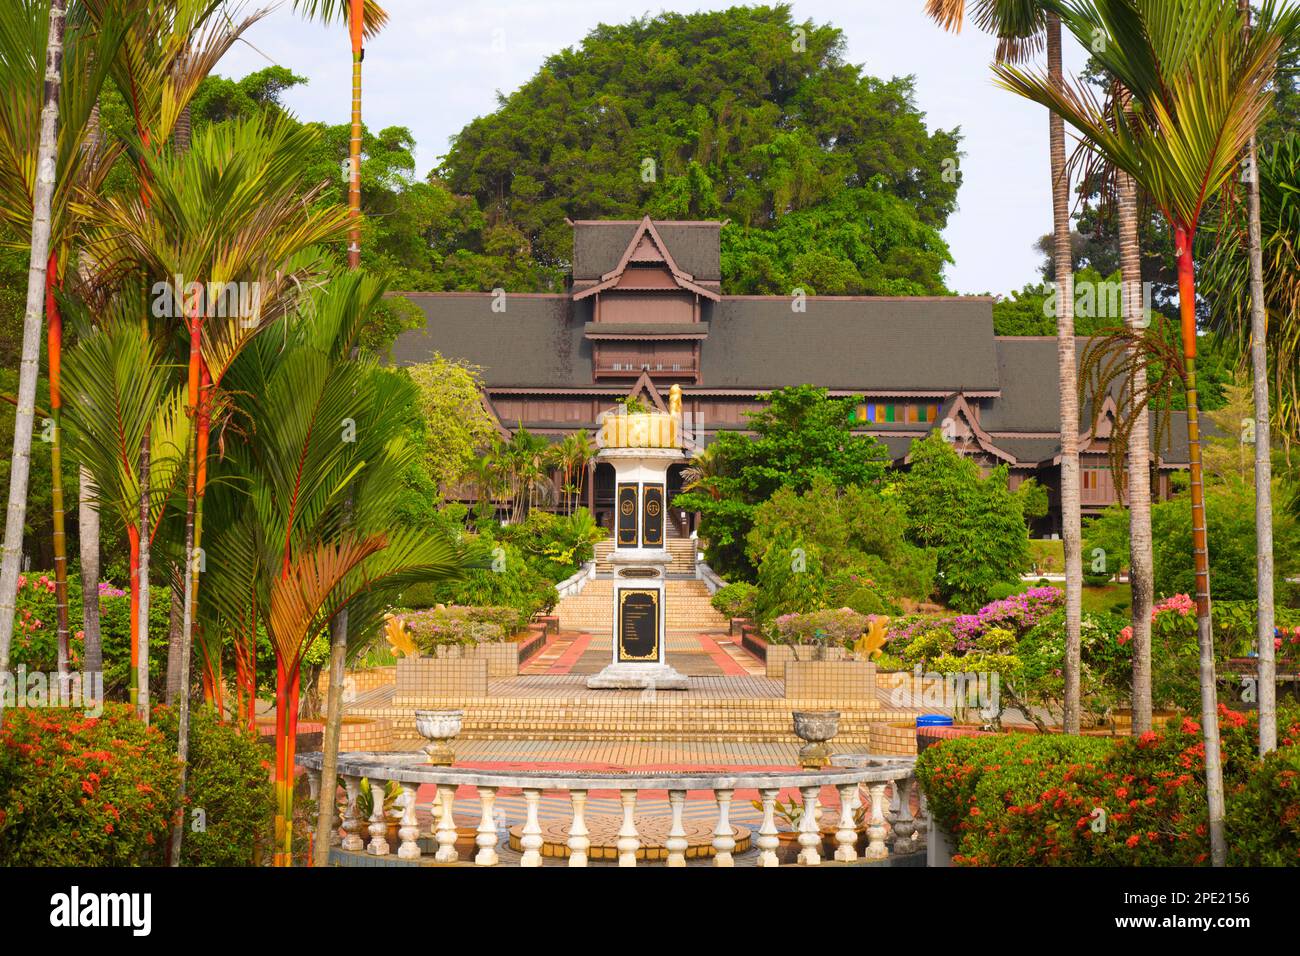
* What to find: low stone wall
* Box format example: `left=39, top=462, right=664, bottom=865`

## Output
left=316, top=665, right=396, bottom=698
left=394, top=657, right=489, bottom=703
left=422, top=641, right=519, bottom=677
left=338, top=717, right=393, bottom=752
left=784, top=660, right=876, bottom=703
left=869, top=721, right=916, bottom=756
left=515, top=625, right=548, bottom=667
left=766, top=644, right=794, bottom=680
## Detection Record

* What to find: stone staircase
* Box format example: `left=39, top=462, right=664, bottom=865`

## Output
left=556, top=578, right=729, bottom=632
left=592, top=537, right=697, bottom=575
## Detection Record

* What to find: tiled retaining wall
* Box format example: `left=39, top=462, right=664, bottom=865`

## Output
left=869, top=721, right=916, bottom=756
left=338, top=717, right=393, bottom=751
left=784, top=661, right=876, bottom=702
left=393, top=658, right=489, bottom=702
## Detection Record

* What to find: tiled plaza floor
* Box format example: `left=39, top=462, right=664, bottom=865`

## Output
left=521, top=630, right=766, bottom=678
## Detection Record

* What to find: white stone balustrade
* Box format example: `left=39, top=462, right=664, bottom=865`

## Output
left=302, top=752, right=921, bottom=867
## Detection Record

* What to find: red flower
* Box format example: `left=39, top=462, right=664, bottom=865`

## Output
left=1126, top=834, right=1140, bottom=848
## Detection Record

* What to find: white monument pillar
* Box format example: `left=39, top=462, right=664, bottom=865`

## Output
left=585, top=393, right=690, bottom=690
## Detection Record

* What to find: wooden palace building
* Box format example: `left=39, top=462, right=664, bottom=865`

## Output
left=390, top=217, right=1194, bottom=536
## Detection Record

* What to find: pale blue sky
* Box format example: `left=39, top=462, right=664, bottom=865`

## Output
left=217, top=1, right=1093, bottom=296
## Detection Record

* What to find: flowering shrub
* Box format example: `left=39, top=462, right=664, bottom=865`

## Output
left=916, top=705, right=1300, bottom=866
left=405, top=605, right=521, bottom=652
left=0, top=704, right=177, bottom=865
left=10, top=573, right=170, bottom=696
left=768, top=607, right=870, bottom=649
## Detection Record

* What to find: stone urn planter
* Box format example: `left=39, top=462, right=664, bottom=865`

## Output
left=792, top=710, right=840, bottom=769
left=415, top=709, right=463, bottom=766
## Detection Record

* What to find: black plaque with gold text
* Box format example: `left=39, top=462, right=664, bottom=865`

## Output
left=641, top=483, right=664, bottom=548
left=617, top=588, right=659, bottom=662
left=616, top=483, right=639, bottom=548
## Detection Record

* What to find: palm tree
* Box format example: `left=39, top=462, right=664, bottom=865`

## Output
left=681, top=442, right=727, bottom=501
left=994, top=0, right=1297, bottom=867
left=1203, top=129, right=1300, bottom=755
left=1239, top=0, right=1276, bottom=757
left=291, top=0, right=388, bottom=269
left=925, top=0, right=1085, bottom=732
left=1115, top=160, right=1156, bottom=735
left=75, top=0, right=270, bottom=720
left=0, top=0, right=109, bottom=720
left=205, top=270, right=463, bottom=865
left=288, top=0, right=389, bottom=868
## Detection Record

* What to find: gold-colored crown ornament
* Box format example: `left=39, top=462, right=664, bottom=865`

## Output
left=597, top=385, right=684, bottom=449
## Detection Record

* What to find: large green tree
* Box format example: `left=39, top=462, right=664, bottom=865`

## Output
left=440, top=4, right=962, bottom=292
left=674, top=385, right=889, bottom=578
left=897, top=432, right=1031, bottom=612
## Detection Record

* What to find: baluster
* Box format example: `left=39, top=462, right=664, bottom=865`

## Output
left=865, top=783, right=888, bottom=860
left=341, top=775, right=364, bottom=851
left=568, top=790, right=590, bottom=867
left=834, top=784, right=858, bottom=862
left=617, top=789, right=640, bottom=867
left=397, top=782, right=421, bottom=860
left=712, top=788, right=735, bottom=866
left=434, top=785, right=459, bottom=863
left=307, top=770, right=321, bottom=810
left=665, top=790, right=688, bottom=867
left=475, top=786, right=499, bottom=865
left=797, top=785, right=821, bottom=866
left=328, top=778, right=342, bottom=846
left=367, top=778, right=390, bottom=856
left=756, top=788, right=780, bottom=867
left=520, top=788, right=544, bottom=867
left=890, top=776, right=917, bottom=851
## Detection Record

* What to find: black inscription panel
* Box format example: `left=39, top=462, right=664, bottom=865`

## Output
left=641, top=483, right=664, bottom=548
left=616, top=483, right=639, bottom=548
left=618, top=588, right=659, bottom=662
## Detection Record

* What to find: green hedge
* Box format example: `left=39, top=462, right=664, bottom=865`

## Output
left=916, top=706, right=1300, bottom=866
left=151, top=706, right=274, bottom=866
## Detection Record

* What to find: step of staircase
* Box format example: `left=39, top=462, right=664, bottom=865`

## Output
left=356, top=693, right=901, bottom=743
left=556, top=579, right=729, bottom=632
left=593, top=538, right=696, bottom=575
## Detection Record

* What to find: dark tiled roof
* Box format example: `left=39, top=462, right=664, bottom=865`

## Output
left=392, top=294, right=587, bottom=388
left=701, top=298, right=1000, bottom=391
left=572, top=221, right=722, bottom=282
left=584, top=322, right=709, bottom=339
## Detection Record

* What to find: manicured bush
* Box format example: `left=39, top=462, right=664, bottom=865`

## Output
left=150, top=706, right=274, bottom=866
left=916, top=706, right=1300, bottom=866
left=710, top=582, right=758, bottom=620
left=0, top=704, right=177, bottom=866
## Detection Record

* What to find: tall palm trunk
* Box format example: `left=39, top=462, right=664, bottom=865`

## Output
left=314, top=0, right=367, bottom=867
left=1241, top=0, right=1275, bottom=756
left=78, top=466, right=101, bottom=687
left=1117, top=166, right=1155, bottom=735
left=45, top=253, right=70, bottom=690
left=136, top=432, right=150, bottom=722
left=165, top=573, right=183, bottom=702
left=1174, top=225, right=1226, bottom=866
left=0, top=0, right=66, bottom=723
left=1048, top=14, right=1083, bottom=734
